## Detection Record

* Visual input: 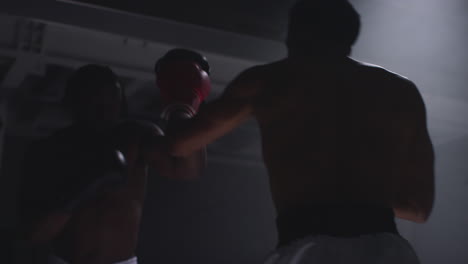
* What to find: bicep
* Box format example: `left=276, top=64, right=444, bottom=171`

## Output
left=402, top=82, right=434, bottom=174
left=392, top=80, right=433, bottom=162
left=391, top=81, right=435, bottom=216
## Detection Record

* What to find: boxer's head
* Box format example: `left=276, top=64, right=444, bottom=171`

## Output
left=155, top=48, right=210, bottom=76
left=64, top=64, right=127, bottom=127
left=286, top=0, right=360, bottom=57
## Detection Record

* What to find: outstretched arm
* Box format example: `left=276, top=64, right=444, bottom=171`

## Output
left=142, top=66, right=263, bottom=177
left=166, top=66, right=263, bottom=157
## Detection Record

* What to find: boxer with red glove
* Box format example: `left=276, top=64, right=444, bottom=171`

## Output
left=147, top=49, right=212, bottom=179
left=155, top=48, right=211, bottom=125
left=16, top=63, right=204, bottom=264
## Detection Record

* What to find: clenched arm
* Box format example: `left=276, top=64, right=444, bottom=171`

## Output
left=391, top=81, right=435, bottom=223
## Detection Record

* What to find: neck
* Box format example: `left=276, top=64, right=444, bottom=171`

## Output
left=287, top=51, right=349, bottom=64
left=287, top=44, right=351, bottom=60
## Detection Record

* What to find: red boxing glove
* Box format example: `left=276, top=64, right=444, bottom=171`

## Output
left=155, top=49, right=211, bottom=120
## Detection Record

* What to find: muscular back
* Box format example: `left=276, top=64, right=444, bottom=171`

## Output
left=169, top=55, right=433, bottom=222
left=254, top=58, right=425, bottom=212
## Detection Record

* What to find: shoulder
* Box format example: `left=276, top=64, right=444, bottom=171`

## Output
left=352, top=59, right=421, bottom=100
left=234, top=63, right=271, bottom=80
left=222, top=61, right=282, bottom=99
left=349, top=59, right=427, bottom=119
left=352, top=59, right=415, bottom=86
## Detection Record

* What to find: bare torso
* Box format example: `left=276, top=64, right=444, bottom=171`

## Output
left=253, top=57, right=410, bottom=212
left=52, top=125, right=148, bottom=264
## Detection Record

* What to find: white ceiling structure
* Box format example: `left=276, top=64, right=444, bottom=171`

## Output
left=0, top=0, right=466, bottom=146
left=1, top=0, right=468, bottom=263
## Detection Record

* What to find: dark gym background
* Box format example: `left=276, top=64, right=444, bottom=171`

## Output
left=1, top=0, right=467, bottom=263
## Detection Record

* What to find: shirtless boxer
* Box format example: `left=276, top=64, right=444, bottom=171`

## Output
left=165, top=1, right=435, bottom=263
left=18, top=51, right=210, bottom=264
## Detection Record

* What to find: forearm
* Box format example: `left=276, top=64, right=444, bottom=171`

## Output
left=166, top=98, right=251, bottom=157
left=168, top=116, right=208, bottom=178
left=391, top=134, right=435, bottom=223
left=166, top=113, right=211, bottom=159
left=394, top=207, right=429, bottom=223
left=391, top=171, right=435, bottom=223
left=392, top=194, right=433, bottom=223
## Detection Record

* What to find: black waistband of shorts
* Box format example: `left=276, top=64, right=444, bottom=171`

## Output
left=276, top=204, right=399, bottom=247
